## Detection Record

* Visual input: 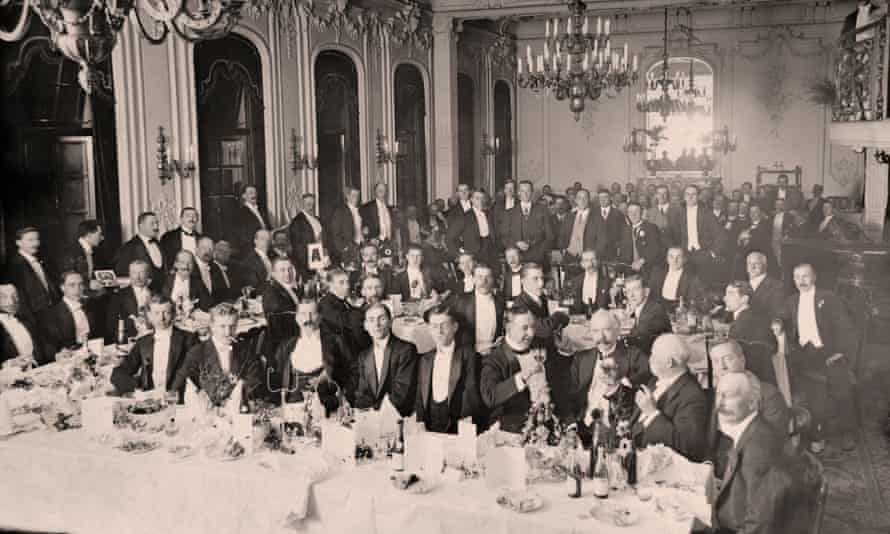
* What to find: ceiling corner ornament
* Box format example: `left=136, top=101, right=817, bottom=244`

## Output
left=487, top=32, right=515, bottom=69
left=733, top=24, right=829, bottom=60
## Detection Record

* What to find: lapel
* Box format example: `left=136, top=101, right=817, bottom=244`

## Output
left=717, top=418, right=757, bottom=502
left=378, top=338, right=393, bottom=396
left=59, top=304, right=76, bottom=344
left=656, top=373, right=689, bottom=412
left=447, top=347, right=464, bottom=403
left=167, top=330, right=184, bottom=387
left=678, top=270, right=690, bottom=298
left=365, top=347, right=379, bottom=396
left=467, top=294, right=477, bottom=325
left=419, top=352, right=433, bottom=411
left=580, top=350, right=597, bottom=392
left=141, top=336, right=155, bottom=387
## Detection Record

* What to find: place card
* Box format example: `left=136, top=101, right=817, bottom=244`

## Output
left=484, top=445, right=527, bottom=491
left=282, top=401, right=305, bottom=423
left=81, top=396, right=116, bottom=437
left=87, top=338, right=104, bottom=356
left=321, top=420, right=357, bottom=467
left=457, top=418, right=477, bottom=462
left=405, top=431, right=426, bottom=473
left=232, top=413, right=254, bottom=456
left=0, top=396, right=14, bottom=436
left=423, top=434, right=446, bottom=476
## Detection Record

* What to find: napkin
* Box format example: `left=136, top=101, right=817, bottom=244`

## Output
left=321, top=419, right=356, bottom=466
left=80, top=396, right=116, bottom=437
left=484, top=445, right=527, bottom=490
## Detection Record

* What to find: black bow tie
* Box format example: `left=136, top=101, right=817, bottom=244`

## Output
left=149, top=238, right=159, bottom=245
left=182, top=231, right=195, bottom=237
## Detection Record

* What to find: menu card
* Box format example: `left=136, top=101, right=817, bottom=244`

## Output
left=321, top=419, right=357, bottom=466
left=81, top=396, right=116, bottom=437
left=484, top=445, right=527, bottom=490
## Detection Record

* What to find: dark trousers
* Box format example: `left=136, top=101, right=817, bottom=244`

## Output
left=790, top=343, right=855, bottom=435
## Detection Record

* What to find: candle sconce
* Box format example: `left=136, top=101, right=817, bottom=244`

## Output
left=482, top=133, right=501, bottom=157
left=376, top=129, right=404, bottom=166
left=622, top=128, right=647, bottom=153
left=290, top=129, right=317, bottom=172
left=156, top=126, right=196, bottom=184
left=711, top=125, right=738, bottom=155
left=874, top=149, right=890, bottom=164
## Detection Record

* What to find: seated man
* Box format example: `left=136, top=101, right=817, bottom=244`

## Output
left=41, top=271, right=99, bottom=356
left=110, top=295, right=196, bottom=399
left=106, top=260, right=153, bottom=342
left=271, top=300, right=355, bottom=405
left=354, top=303, right=418, bottom=417
left=393, top=245, right=444, bottom=301
left=0, top=285, right=46, bottom=366
left=501, top=246, right=524, bottom=301
left=162, top=250, right=212, bottom=312
left=261, top=257, right=302, bottom=356
left=648, top=247, right=704, bottom=312
left=452, top=263, right=504, bottom=356
left=212, top=240, right=241, bottom=302
left=633, top=334, right=708, bottom=462
left=569, top=310, right=650, bottom=436
left=450, top=252, right=477, bottom=296
left=414, top=304, right=482, bottom=433
left=624, top=275, right=672, bottom=356
left=170, top=303, right=264, bottom=403
left=350, top=244, right=393, bottom=295
left=319, top=268, right=367, bottom=356
left=569, top=249, right=610, bottom=315
left=241, top=229, right=273, bottom=292
left=723, top=280, right=777, bottom=385
left=746, top=251, right=784, bottom=320
left=513, top=262, right=570, bottom=342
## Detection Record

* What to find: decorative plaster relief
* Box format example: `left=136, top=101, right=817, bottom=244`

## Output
left=519, top=156, right=544, bottom=181
left=829, top=143, right=865, bottom=191
left=150, top=193, right=179, bottom=234
left=761, top=60, right=795, bottom=137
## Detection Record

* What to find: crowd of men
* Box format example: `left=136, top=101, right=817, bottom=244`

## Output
left=0, top=177, right=857, bottom=534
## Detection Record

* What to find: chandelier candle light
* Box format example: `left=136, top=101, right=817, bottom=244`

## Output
left=517, top=1, right=638, bottom=121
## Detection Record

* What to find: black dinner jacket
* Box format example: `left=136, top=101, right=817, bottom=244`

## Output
left=354, top=335, right=419, bottom=417
left=105, top=286, right=143, bottom=342
left=746, top=218, right=772, bottom=256
left=235, top=203, right=270, bottom=253
left=633, top=372, right=708, bottom=462
left=0, top=314, right=47, bottom=365
left=393, top=268, right=441, bottom=301
left=5, top=252, right=59, bottom=320
left=288, top=211, right=323, bottom=274
left=501, top=268, right=524, bottom=301
left=329, top=204, right=360, bottom=261
left=595, top=206, right=628, bottom=262
left=781, top=288, right=857, bottom=361
left=349, top=264, right=394, bottom=296
left=414, top=344, right=482, bottom=434
left=751, top=276, right=785, bottom=320
left=618, top=221, right=663, bottom=270
left=317, top=292, right=367, bottom=355
left=626, top=298, right=672, bottom=355
left=647, top=267, right=704, bottom=309
left=161, top=274, right=213, bottom=312
left=360, top=200, right=392, bottom=240
left=171, top=338, right=264, bottom=401
left=261, top=279, right=301, bottom=354
left=271, top=329, right=357, bottom=404
left=479, top=341, right=552, bottom=433
left=159, top=227, right=202, bottom=271
left=114, top=236, right=165, bottom=292
left=667, top=204, right=726, bottom=254
left=193, top=260, right=230, bottom=306
left=770, top=211, right=796, bottom=241
left=514, top=291, right=562, bottom=340
left=109, top=327, right=196, bottom=396
left=569, top=271, right=611, bottom=315
left=452, top=291, right=505, bottom=349
left=500, top=203, right=555, bottom=265
left=445, top=209, right=494, bottom=259
left=552, top=213, right=574, bottom=251
left=40, top=300, right=100, bottom=357
left=240, top=250, right=270, bottom=292
left=729, top=307, right=778, bottom=384
left=568, top=343, right=651, bottom=424
left=211, top=261, right=239, bottom=303
left=61, top=240, right=98, bottom=283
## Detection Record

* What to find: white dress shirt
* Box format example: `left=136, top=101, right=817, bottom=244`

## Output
left=78, top=238, right=95, bottom=279
left=567, top=208, right=589, bottom=256
left=151, top=328, right=172, bottom=391
left=0, top=313, right=34, bottom=358
left=463, top=275, right=475, bottom=293
left=196, top=259, right=213, bottom=293
left=581, top=272, right=599, bottom=304
left=520, top=202, right=532, bottom=216
left=772, top=212, right=785, bottom=237
left=407, top=267, right=425, bottom=299
left=474, top=293, right=498, bottom=354
left=584, top=344, right=616, bottom=426
left=376, top=199, right=392, bottom=240
left=63, top=297, right=90, bottom=342
left=662, top=269, right=683, bottom=301
left=432, top=342, right=456, bottom=403
left=686, top=206, right=701, bottom=251
left=290, top=331, right=324, bottom=373
left=170, top=276, right=191, bottom=304
left=505, top=197, right=515, bottom=211
left=460, top=200, right=472, bottom=212
left=601, top=206, right=611, bottom=220
left=718, top=410, right=759, bottom=447
left=348, top=205, right=363, bottom=244
left=509, top=270, right=522, bottom=297
left=244, top=202, right=267, bottom=229
left=19, top=252, right=49, bottom=291
left=303, top=212, right=323, bottom=241
left=796, top=289, right=823, bottom=348
left=749, top=273, right=766, bottom=292
left=474, top=208, right=490, bottom=238
left=180, top=231, right=197, bottom=255
left=133, top=285, right=151, bottom=310
left=139, top=235, right=164, bottom=268
left=373, top=336, right=390, bottom=382
left=732, top=304, right=750, bottom=321
left=407, top=220, right=422, bottom=244
left=213, top=339, right=233, bottom=375
left=658, top=203, right=670, bottom=215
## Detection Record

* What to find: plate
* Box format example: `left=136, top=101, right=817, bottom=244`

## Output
left=390, top=473, right=435, bottom=494
left=117, top=439, right=161, bottom=454
left=589, top=501, right=640, bottom=527
left=496, top=489, right=544, bottom=513
left=655, top=495, right=693, bottom=522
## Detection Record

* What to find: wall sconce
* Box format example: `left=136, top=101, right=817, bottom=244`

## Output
left=156, top=126, right=196, bottom=184
left=289, top=129, right=317, bottom=171
left=376, top=129, right=404, bottom=166
left=622, top=128, right=647, bottom=153
left=482, top=133, right=501, bottom=157
left=874, top=149, right=890, bottom=164
left=711, top=125, right=738, bottom=155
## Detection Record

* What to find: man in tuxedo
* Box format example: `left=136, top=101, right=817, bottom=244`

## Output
left=778, top=263, right=858, bottom=451
left=241, top=229, right=273, bottom=292
left=270, top=230, right=293, bottom=261
left=624, top=275, right=672, bottom=355
left=361, top=182, right=395, bottom=243
left=171, top=303, right=264, bottom=403
left=805, top=184, right=826, bottom=234
left=492, top=179, right=517, bottom=245
left=288, top=193, right=325, bottom=276
left=106, top=260, right=153, bottom=342
left=551, top=196, right=574, bottom=251
left=646, top=186, right=672, bottom=232
left=63, top=219, right=106, bottom=293
left=501, top=247, right=524, bottom=302
left=763, top=174, right=804, bottom=212
left=448, top=252, right=477, bottom=296
left=354, top=303, right=418, bottom=416
left=194, top=236, right=228, bottom=306
left=0, top=285, right=46, bottom=366
left=513, top=263, right=570, bottom=342
left=329, top=187, right=364, bottom=265
left=110, top=295, right=196, bottom=398
left=414, top=304, right=482, bottom=433
left=746, top=206, right=772, bottom=261
left=569, top=310, right=651, bottom=430
left=746, top=252, right=784, bottom=319
left=563, top=188, right=604, bottom=261
left=633, top=334, right=709, bottom=461
left=594, top=189, right=628, bottom=262
left=723, top=281, right=777, bottom=385
left=709, top=372, right=788, bottom=534
left=452, top=263, right=504, bottom=355
left=668, top=185, right=726, bottom=287
left=569, top=250, right=610, bottom=315
left=350, top=244, right=393, bottom=296
left=41, top=272, right=99, bottom=356
left=711, top=195, right=728, bottom=227
left=448, top=183, right=473, bottom=222
left=159, top=207, right=200, bottom=271
left=394, top=246, right=444, bottom=301
left=235, top=184, right=270, bottom=256
left=648, top=247, right=705, bottom=311
left=271, top=300, right=357, bottom=405
left=622, top=202, right=662, bottom=277
left=319, top=269, right=367, bottom=356
left=446, top=189, right=497, bottom=267
left=115, top=212, right=165, bottom=293
left=261, top=257, right=302, bottom=356
left=770, top=199, right=794, bottom=270
left=359, top=274, right=385, bottom=307
left=6, top=226, right=59, bottom=321
left=500, top=180, right=554, bottom=266
left=163, top=250, right=212, bottom=312
left=212, top=240, right=240, bottom=301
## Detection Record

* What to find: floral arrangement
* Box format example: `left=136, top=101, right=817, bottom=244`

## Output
left=198, top=361, right=237, bottom=407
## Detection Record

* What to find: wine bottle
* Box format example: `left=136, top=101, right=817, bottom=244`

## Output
left=116, top=319, right=127, bottom=350
left=567, top=453, right=582, bottom=498
left=592, top=447, right=610, bottom=498
left=588, top=418, right=600, bottom=479
left=625, top=439, right=638, bottom=487
left=391, top=419, right=405, bottom=471
left=585, top=298, right=594, bottom=320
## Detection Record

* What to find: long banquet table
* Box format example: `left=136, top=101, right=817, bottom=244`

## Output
left=0, top=428, right=708, bottom=534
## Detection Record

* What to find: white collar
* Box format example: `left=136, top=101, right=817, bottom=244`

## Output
left=348, top=203, right=359, bottom=211
left=19, top=251, right=39, bottom=263
left=666, top=268, right=684, bottom=277
left=800, top=288, right=816, bottom=300
left=476, top=290, right=494, bottom=299
left=436, top=342, right=455, bottom=358
left=632, top=221, right=643, bottom=229
left=718, top=410, right=758, bottom=446
left=373, top=335, right=390, bottom=351
left=376, top=198, right=387, bottom=207
left=212, top=338, right=232, bottom=354
left=63, top=297, right=83, bottom=310
left=658, top=203, right=670, bottom=210
left=749, top=273, right=766, bottom=288
left=733, top=305, right=749, bottom=320
left=196, top=258, right=211, bottom=269
left=154, top=327, right=173, bottom=339
left=255, top=248, right=269, bottom=259
left=520, top=201, right=532, bottom=209
left=654, top=372, right=685, bottom=399
left=78, top=238, right=93, bottom=254
left=598, top=343, right=617, bottom=357
left=298, top=328, right=321, bottom=342
left=584, top=270, right=598, bottom=279
left=576, top=207, right=589, bottom=215
left=139, top=234, right=156, bottom=245
left=686, top=204, right=698, bottom=211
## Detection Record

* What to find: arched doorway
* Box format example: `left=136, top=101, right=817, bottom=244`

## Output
left=394, top=63, right=428, bottom=212
left=315, top=50, right=361, bottom=217
left=457, top=73, right=475, bottom=187
left=493, top=80, right=513, bottom=192
left=195, top=34, right=267, bottom=242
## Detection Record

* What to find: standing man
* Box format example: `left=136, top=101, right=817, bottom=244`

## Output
left=668, top=185, right=725, bottom=287
left=414, top=305, right=482, bottom=433
left=354, top=303, right=418, bottom=416
left=621, top=202, right=662, bottom=277
left=115, top=212, right=165, bottom=293
left=452, top=263, right=504, bottom=355
left=563, top=188, right=604, bottom=261
left=319, top=268, right=369, bottom=356
left=514, top=263, right=570, bottom=342
left=235, top=184, right=270, bottom=256
left=805, top=184, right=826, bottom=234
left=648, top=247, right=705, bottom=311
left=446, top=189, right=497, bottom=267
left=493, top=179, right=517, bottom=247
left=329, top=187, right=364, bottom=265
left=500, top=180, right=554, bottom=265
left=288, top=193, right=325, bottom=276
left=6, top=227, right=59, bottom=322
left=64, top=219, right=106, bottom=292
left=106, top=260, right=153, bottom=341
left=361, top=182, right=394, bottom=244
left=770, top=198, right=793, bottom=270
left=646, top=186, right=672, bottom=232
left=595, top=189, right=628, bottom=263
left=160, top=207, right=201, bottom=270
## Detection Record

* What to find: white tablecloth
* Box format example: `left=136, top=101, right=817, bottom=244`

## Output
left=391, top=317, right=434, bottom=354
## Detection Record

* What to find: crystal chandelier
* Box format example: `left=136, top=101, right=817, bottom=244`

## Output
left=0, top=0, right=245, bottom=94
left=517, top=0, right=638, bottom=122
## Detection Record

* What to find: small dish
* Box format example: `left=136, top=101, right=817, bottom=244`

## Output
left=589, top=501, right=640, bottom=527
left=496, top=489, right=544, bottom=513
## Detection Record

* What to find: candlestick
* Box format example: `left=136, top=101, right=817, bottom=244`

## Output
left=605, top=19, right=610, bottom=35
left=527, top=45, right=533, bottom=69
left=544, top=42, right=550, bottom=61
left=583, top=16, right=589, bottom=34
left=554, top=18, right=559, bottom=37
left=517, top=55, right=523, bottom=74
left=597, top=17, right=601, bottom=35
left=583, top=52, right=589, bottom=71
left=545, top=19, right=550, bottom=39
left=624, top=43, right=628, bottom=64
left=633, top=54, right=638, bottom=73
left=567, top=53, right=572, bottom=71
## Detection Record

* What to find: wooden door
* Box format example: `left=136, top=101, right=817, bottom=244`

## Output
left=457, top=73, right=476, bottom=187
left=54, top=136, right=95, bottom=248
left=395, top=64, right=428, bottom=212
